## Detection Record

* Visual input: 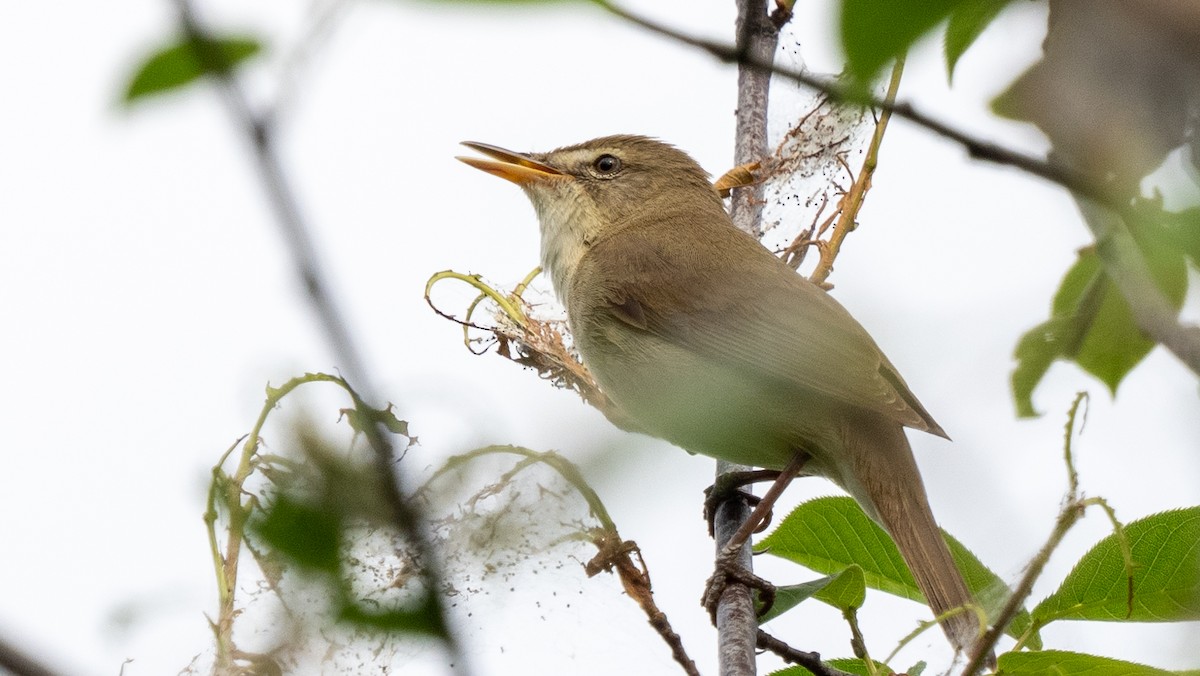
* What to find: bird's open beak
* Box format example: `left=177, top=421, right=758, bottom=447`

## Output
left=457, top=141, right=564, bottom=185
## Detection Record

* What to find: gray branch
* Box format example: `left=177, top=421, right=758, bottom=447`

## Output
left=715, top=2, right=779, bottom=675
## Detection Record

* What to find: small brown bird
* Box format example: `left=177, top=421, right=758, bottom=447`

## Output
left=458, top=135, right=983, bottom=655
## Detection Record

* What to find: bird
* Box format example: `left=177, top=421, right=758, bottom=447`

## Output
left=457, top=134, right=984, bottom=657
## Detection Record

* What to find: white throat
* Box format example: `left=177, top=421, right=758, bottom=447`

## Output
left=526, top=185, right=593, bottom=307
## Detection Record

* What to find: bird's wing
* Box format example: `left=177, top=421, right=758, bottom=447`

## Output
left=572, top=215, right=947, bottom=437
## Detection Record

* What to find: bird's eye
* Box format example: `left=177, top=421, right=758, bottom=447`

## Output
left=592, top=154, right=621, bottom=175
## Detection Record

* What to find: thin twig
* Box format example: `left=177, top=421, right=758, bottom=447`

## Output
left=843, top=606, right=877, bottom=676
left=962, top=503, right=1075, bottom=675
left=961, top=392, right=1100, bottom=674
left=168, top=1, right=468, bottom=672
left=756, top=630, right=856, bottom=676
left=421, top=446, right=700, bottom=676
left=591, top=0, right=1108, bottom=205
left=809, top=56, right=905, bottom=286
left=715, top=452, right=809, bottom=561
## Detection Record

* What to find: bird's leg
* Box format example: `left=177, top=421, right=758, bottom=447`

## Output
left=703, top=452, right=810, bottom=620
left=703, top=469, right=781, bottom=537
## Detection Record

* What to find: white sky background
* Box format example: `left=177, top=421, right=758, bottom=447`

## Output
left=2, top=0, right=1199, bottom=674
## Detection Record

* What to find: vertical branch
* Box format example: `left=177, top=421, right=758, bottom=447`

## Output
left=715, top=1, right=779, bottom=675
left=728, top=0, right=779, bottom=240
left=168, top=1, right=468, bottom=672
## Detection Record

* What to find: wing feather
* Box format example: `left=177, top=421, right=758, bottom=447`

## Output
left=571, top=214, right=946, bottom=438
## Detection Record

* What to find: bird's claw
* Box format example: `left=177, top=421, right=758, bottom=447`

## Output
left=703, top=469, right=781, bottom=537
left=702, top=549, right=777, bottom=622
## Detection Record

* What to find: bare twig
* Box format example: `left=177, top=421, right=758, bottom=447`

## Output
left=962, top=393, right=1130, bottom=675
left=591, top=0, right=1108, bottom=204
left=809, top=56, right=905, bottom=286
left=756, top=630, right=856, bottom=676
left=423, top=446, right=700, bottom=676
left=168, top=1, right=467, bottom=672
left=423, top=270, right=639, bottom=432
left=714, top=453, right=809, bottom=563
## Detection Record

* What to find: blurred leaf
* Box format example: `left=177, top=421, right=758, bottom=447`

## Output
left=944, top=0, right=1014, bottom=81
left=1156, top=205, right=1200, bottom=267
left=1011, top=206, right=1188, bottom=417
left=840, top=0, right=965, bottom=82
left=253, top=495, right=341, bottom=574
left=769, top=658, right=893, bottom=676
left=998, top=649, right=1199, bottom=675
left=1055, top=252, right=1138, bottom=392
left=991, top=0, right=1200, bottom=188
left=338, top=592, right=445, bottom=637
left=1075, top=226, right=1186, bottom=392
left=758, top=497, right=1037, bottom=644
left=1033, top=507, right=1200, bottom=624
left=1012, top=316, right=1073, bottom=418
left=124, top=35, right=262, bottom=104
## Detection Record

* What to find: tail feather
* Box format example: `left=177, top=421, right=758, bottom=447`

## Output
left=842, top=415, right=992, bottom=663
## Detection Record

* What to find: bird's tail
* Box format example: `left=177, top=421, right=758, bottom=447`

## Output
left=841, top=415, right=992, bottom=663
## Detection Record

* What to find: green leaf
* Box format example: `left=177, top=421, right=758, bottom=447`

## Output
left=769, top=658, right=893, bottom=676
left=815, top=564, right=867, bottom=611
left=1011, top=210, right=1188, bottom=416
left=840, top=0, right=965, bottom=82
left=758, top=575, right=839, bottom=623
left=759, top=566, right=868, bottom=622
left=1033, top=507, right=1200, bottom=624
left=1011, top=317, right=1072, bottom=418
left=944, top=0, right=1014, bottom=81
left=253, top=495, right=341, bottom=573
left=760, top=496, right=919, bottom=600
left=1156, top=206, right=1200, bottom=269
left=759, top=496, right=1038, bottom=644
left=998, top=649, right=1199, bottom=676
left=1073, top=233, right=1185, bottom=392
left=339, top=405, right=411, bottom=438
left=123, top=35, right=262, bottom=104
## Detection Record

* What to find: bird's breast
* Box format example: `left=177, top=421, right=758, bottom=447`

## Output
left=569, top=307, right=828, bottom=471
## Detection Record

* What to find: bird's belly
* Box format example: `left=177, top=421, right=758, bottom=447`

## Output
left=577, top=325, right=837, bottom=472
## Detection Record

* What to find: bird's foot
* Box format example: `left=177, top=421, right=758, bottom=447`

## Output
left=703, top=469, right=780, bottom=537
left=702, top=546, right=777, bottom=622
